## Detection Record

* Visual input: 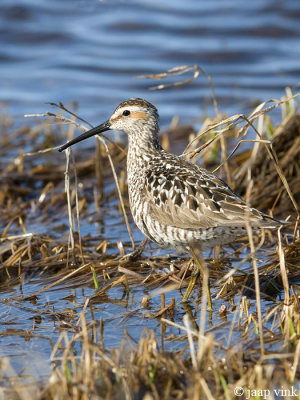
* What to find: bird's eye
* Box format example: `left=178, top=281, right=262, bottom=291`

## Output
left=122, top=110, right=131, bottom=116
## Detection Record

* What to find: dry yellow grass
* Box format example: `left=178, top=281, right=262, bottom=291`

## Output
left=0, top=83, right=300, bottom=399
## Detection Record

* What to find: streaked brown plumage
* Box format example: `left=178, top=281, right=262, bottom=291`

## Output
left=59, top=98, right=283, bottom=252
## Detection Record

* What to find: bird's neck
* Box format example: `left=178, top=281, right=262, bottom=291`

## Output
left=127, top=130, right=163, bottom=178
left=127, top=129, right=163, bottom=156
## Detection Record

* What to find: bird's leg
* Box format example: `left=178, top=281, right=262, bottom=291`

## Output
left=192, top=248, right=212, bottom=311
left=182, top=263, right=199, bottom=302
left=182, top=246, right=212, bottom=310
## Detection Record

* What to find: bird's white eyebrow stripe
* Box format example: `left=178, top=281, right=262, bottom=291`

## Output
left=118, top=105, right=146, bottom=113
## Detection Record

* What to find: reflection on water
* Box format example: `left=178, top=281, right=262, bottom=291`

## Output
left=0, top=0, right=299, bottom=384
left=0, top=0, right=299, bottom=126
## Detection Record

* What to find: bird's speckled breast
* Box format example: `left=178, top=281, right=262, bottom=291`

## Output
left=127, top=144, right=153, bottom=238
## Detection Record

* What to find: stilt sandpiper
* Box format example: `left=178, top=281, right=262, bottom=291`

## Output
left=59, top=98, right=283, bottom=304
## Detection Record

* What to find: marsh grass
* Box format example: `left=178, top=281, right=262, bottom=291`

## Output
left=0, top=83, right=300, bottom=398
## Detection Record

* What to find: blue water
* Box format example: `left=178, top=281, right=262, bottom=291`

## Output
left=0, top=0, right=299, bottom=128
left=0, top=0, right=299, bottom=384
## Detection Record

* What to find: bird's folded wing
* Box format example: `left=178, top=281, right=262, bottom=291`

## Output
left=143, top=165, right=274, bottom=230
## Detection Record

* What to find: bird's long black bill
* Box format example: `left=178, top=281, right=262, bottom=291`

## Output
left=58, top=120, right=111, bottom=152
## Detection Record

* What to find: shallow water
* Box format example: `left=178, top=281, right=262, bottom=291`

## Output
left=0, top=0, right=299, bottom=385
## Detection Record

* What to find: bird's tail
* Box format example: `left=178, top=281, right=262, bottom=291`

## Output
left=261, top=213, right=288, bottom=229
